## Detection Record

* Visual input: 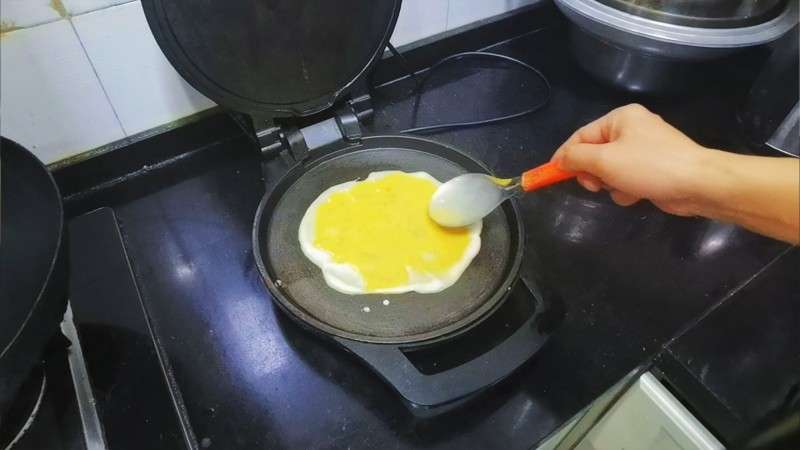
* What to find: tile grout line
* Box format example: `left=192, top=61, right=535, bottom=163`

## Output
left=67, top=16, right=129, bottom=136
left=0, top=1, right=136, bottom=36
left=72, top=1, right=139, bottom=17
left=444, top=0, right=451, bottom=31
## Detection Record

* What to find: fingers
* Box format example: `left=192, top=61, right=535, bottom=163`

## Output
left=610, top=190, right=640, bottom=206
left=550, top=103, right=659, bottom=203
left=552, top=115, right=614, bottom=161
left=560, top=104, right=646, bottom=146
left=652, top=200, right=695, bottom=217
left=569, top=118, right=613, bottom=146
left=577, top=174, right=603, bottom=192
left=573, top=104, right=650, bottom=144
left=576, top=174, right=641, bottom=207
left=557, top=142, right=607, bottom=175
left=553, top=104, right=652, bottom=157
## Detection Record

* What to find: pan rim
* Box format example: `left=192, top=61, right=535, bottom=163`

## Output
left=252, top=134, right=525, bottom=346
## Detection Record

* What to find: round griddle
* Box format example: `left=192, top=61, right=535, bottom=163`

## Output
left=254, top=135, right=525, bottom=346
left=253, top=136, right=543, bottom=406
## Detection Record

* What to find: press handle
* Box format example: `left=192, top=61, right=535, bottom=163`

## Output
left=332, top=277, right=550, bottom=407
left=520, top=161, right=575, bottom=192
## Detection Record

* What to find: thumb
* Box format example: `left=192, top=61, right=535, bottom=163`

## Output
left=558, top=143, right=608, bottom=178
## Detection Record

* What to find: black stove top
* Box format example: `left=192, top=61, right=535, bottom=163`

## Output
left=22, top=7, right=797, bottom=449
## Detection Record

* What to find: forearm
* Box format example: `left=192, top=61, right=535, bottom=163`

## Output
left=692, top=150, right=800, bottom=244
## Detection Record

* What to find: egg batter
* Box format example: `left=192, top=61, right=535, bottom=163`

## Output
left=298, top=171, right=482, bottom=294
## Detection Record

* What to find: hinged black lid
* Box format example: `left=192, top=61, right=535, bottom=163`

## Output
left=142, top=0, right=401, bottom=118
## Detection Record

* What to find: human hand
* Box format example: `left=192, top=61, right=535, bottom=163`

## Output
left=551, top=104, right=709, bottom=217
left=552, top=103, right=800, bottom=243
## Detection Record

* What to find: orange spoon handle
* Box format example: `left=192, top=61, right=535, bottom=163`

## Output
left=520, top=161, right=575, bottom=192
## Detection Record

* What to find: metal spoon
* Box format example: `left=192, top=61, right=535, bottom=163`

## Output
left=429, top=161, right=575, bottom=227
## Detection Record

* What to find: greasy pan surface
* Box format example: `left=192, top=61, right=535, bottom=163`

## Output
left=254, top=135, right=523, bottom=345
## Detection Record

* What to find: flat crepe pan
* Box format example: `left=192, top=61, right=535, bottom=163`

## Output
left=254, top=135, right=549, bottom=406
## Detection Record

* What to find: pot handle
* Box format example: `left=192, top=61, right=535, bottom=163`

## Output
left=332, top=276, right=554, bottom=407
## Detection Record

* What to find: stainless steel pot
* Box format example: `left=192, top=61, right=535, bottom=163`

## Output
left=555, top=0, right=799, bottom=92
left=738, top=26, right=800, bottom=157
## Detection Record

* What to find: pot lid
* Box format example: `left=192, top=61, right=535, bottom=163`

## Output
left=141, top=0, right=401, bottom=118
left=556, top=0, right=798, bottom=48
left=595, top=0, right=787, bottom=28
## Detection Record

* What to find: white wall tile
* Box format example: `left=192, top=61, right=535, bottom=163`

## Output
left=390, top=0, right=449, bottom=47
left=72, top=1, right=216, bottom=136
left=0, top=20, right=125, bottom=164
left=0, top=0, right=539, bottom=166
left=0, top=0, right=63, bottom=29
left=62, top=0, right=134, bottom=16
left=447, top=0, right=539, bottom=30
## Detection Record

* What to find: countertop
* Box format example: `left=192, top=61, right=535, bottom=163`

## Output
left=59, top=5, right=798, bottom=449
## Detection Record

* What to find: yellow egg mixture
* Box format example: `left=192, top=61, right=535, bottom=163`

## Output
left=298, top=171, right=482, bottom=294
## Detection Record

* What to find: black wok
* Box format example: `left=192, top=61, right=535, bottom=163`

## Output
left=0, top=137, right=68, bottom=424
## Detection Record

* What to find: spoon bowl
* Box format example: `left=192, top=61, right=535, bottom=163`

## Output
left=429, top=161, right=575, bottom=227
